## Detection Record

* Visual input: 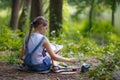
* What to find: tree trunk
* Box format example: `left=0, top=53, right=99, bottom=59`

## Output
left=111, top=0, right=115, bottom=26
left=18, top=0, right=32, bottom=32
left=89, top=0, right=94, bottom=32
left=49, top=0, right=63, bottom=37
left=30, top=0, right=44, bottom=21
left=10, top=0, right=20, bottom=30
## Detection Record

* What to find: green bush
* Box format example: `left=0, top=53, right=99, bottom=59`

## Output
left=0, top=26, right=24, bottom=51
left=91, top=20, right=113, bottom=44
left=88, top=41, right=120, bottom=79
left=6, top=51, right=21, bottom=64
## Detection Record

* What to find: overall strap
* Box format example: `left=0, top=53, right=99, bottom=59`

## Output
left=30, top=37, right=45, bottom=55
left=25, top=36, right=45, bottom=55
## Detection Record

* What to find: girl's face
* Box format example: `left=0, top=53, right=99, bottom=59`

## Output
left=38, top=24, right=48, bottom=34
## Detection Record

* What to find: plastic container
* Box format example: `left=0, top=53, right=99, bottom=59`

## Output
left=81, top=63, right=90, bottom=72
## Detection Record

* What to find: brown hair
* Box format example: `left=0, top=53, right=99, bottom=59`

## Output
left=26, top=16, right=48, bottom=46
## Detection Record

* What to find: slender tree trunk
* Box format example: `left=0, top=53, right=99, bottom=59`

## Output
left=89, top=0, right=94, bottom=32
left=112, top=9, right=115, bottom=26
left=111, top=0, right=115, bottom=26
left=19, top=0, right=25, bottom=11
left=10, top=0, right=20, bottom=30
left=49, top=0, right=63, bottom=37
left=18, top=0, right=32, bottom=32
left=30, top=0, right=44, bottom=21
left=18, top=0, right=25, bottom=31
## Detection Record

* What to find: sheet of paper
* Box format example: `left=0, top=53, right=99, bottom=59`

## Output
left=50, top=43, right=63, bottom=53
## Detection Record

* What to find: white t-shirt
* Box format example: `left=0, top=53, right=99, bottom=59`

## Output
left=24, top=33, right=45, bottom=64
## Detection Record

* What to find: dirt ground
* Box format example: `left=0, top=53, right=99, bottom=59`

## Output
left=0, top=50, right=119, bottom=80
left=0, top=55, right=101, bottom=80
left=0, top=51, right=101, bottom=80
left=0, top=63, right=90, bottom=80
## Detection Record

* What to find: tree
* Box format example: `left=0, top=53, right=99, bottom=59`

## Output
left=68, top=0, right=96, bottom=32
left=30, top=0, right=44, bottom=21
left=18, top=0, right=32, bottom=32
left=49, top=0, right=63, bottom=37
left=68, top=0, right=120, bottom=31
left=10, top=0, right=44, bottom=31
left=100, top=0, right=120, bottom=26
left=0, top=0, right=12, bottom=9
left=88, top=0, right=94, bottom=32
left=111, top=0, right=120, bottom=26
left=10, top=0, right=20, bottom=30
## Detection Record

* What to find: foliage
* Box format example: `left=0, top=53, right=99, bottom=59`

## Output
left=88, top=41, right=120, bottom=79
left=0, top=51, right=20, bottom=64
left=6, top=51, right=21, bottom=64
left=0, top=0, right=12, bottom=9
left=91, top=20, right=113, bottom=44
left=0, top=9, right=11, bottom=25
left=0, top=26, right=24, bottom=51
left=0, top=8, right=24, bottom=51
left=67, top=0, right=101, bottom=20
left=0, top=16, right=23, bottom=64
left=101, top=0, right=120, bottom=9
left=0, top=1, right=120, bottom=79
left=49, top=27, right=120, bottom=79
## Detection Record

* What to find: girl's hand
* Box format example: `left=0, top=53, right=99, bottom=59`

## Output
left=68, top=58, right=77, bottom=63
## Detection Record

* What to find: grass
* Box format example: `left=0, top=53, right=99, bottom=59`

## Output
left=0, top=50, right=21, bottom=64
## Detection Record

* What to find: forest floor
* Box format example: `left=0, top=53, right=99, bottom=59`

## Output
left=0, top=56, right=101, bottom=80
left=0, top=63, right=88, bottom=80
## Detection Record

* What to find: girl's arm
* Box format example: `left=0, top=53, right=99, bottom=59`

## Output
left=43, top=37, right=77, bottom=63
left=20, top=44, right=26, bottom=60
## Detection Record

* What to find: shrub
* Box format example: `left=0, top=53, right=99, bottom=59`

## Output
left=0, top=26, right=24, bottom=51
left=88, top=41, right=120, bottom=79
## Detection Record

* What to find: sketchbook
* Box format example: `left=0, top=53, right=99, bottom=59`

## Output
left=50, top=43, right=63, bottom=54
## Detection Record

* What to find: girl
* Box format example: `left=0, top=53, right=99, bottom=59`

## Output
left=20, top=16, right=77, bottom=72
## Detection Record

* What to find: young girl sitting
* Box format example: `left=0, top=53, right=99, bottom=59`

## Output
left=20, top=16, right=77, bottom=73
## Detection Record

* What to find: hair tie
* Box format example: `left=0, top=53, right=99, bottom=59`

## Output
left=31, top=21, right=35, bottom=25
left=30, top=22, right=33, bottom=25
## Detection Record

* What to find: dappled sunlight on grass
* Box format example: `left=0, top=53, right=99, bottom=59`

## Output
left=0, top=8, right=11, bottom=26
left=0, top=51, right=8, bottom=63
left=110, top=33, right=120, bottom=41
left=0, top=9, right=10, bottom=18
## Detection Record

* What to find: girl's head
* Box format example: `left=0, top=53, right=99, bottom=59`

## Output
left=26, top=16, right=48, bottom=46
left=31, top=16, right=48, bottom=34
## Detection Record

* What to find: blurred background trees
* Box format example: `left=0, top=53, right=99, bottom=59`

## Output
left=0, top=0, right=120, bottom=79
left=0, top=0, right=120, bottom=47
left=0, top=0, right=119, bottom=37
left=0, top=0, right=119, bottom=44
left=8, top=0, right=63, bottom=37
